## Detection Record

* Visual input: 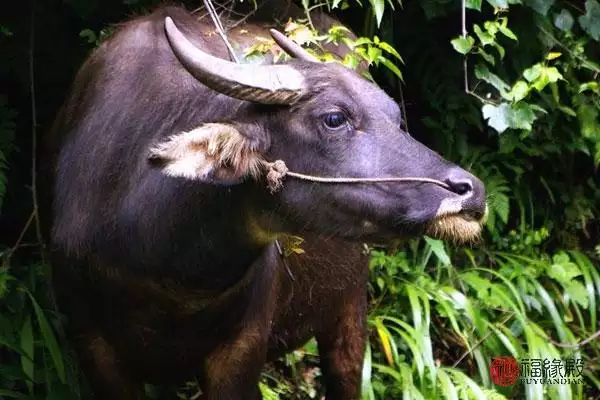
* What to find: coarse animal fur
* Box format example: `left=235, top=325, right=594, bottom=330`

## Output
left=40, top=3, right=487, bottom=399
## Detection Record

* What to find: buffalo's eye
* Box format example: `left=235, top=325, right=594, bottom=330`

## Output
left=322, top=112, right=348, bottom=130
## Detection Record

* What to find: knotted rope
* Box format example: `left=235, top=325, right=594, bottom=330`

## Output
left=263, top=159, right=452, bottom=193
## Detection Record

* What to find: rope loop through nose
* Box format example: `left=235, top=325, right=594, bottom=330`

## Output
left=263, top=160, right=452, bottom=193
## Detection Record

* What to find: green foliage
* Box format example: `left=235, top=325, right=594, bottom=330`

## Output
left=363, top=235, right=599, bottom=400
left=0, top=263, right=78, bottom=399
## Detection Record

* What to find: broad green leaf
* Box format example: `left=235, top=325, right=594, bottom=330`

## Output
left=482, top=103, right=511, bottom=133
left=508, top=80, right=530, bottom=102
left=579, top=0, right=600, bottom=40
left=475, top=64, right=510, bottom=97
left=486, top=0, right=509, bottom=9
left=524, top=65, right=562, bottom=91
left=548, top=260, right=582, bottom=283
left=523, top=63, right=542, bottom=82
left=482, top=102, right=536, bottom=132
left=554, top=9, right=574, bottom=31
left=451, top=36, right=475, bottom=54
left=565, top=281, right=589, bottom=308
left=466, top=0, right=483, bottom=10
left=474, top=24, right=494, bottom=45
left=507, top=102, right=536, bottom=130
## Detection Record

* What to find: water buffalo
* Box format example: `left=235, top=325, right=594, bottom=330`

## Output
left=42, top=4, right=487, bottom=400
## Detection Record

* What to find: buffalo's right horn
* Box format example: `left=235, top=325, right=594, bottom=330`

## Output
left=269, top=29, right=320, bottom=62
left=164, top=17, right=306, bottom=105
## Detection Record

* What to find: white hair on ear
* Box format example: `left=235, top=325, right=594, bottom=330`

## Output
left=149, top=123, right=265, bottom=181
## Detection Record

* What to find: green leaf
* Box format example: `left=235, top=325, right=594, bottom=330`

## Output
left=482, top=103, right=511, bottom=133
left=475, top=64, right=510, bottom=97
left=498, top=25, right=519, bottom=41
left=367, top=46, right=382, bottom=62
left=423, top=236, right=451, bottom=266
left=579, top=0, right=600, bottom=40
left=466, top=0, right=483, bottom=10
left=508, top=102, right=536, bottom=130
left=524, top=0, right=555, bottom=15
left=492, top=192, right=510, bottom=223
left=369, top=0, right=385, bottom=27
left=482, top=102, right=537, bottom=132
left=477, top=48, right=496, bottom=65
left=577, top=102, right=600, bottom=138
left=545, top=51, right=562, bottom=60
left=565, top=281, right=589, bottom=308
left=474, top=24, right=494, bottom=45
left=541, top=66, right=562, bottom=84
left=451, top=36, right=475, bottom=54
left=79, top=28, right=97, bottom=44
left=508, top=80, right=530, bottom=102
left=377, top=56, right=403, bottom=81
left=548, top=261, right=582, bottom=284
left=377, top=41, right=403, bottom=62
left=578, top=81, right=599, bottom=94
left=486, top=0, right=509, bottom=8
left=554, top=9, right=574, bottom=32
left=523, top=63, right=542, bottom=82
left=497, top=19, right=518, bottom=40
left=524, top=65, right=563, bottom=91
left=20, top=316, right=34, bottom=394
left=26, top=290, right=66, bottom=383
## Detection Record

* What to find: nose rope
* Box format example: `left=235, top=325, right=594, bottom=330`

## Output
left=263, top=160, right=452, bottom=193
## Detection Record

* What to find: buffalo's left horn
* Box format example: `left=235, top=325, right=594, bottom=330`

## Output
left=164, top=17, right=306, bottom=105
left=269, top=29, right=320, bottom=62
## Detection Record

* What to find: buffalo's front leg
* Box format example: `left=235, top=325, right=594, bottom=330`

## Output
left=316, top=290, right=367, bottom=400
left=76, top=333, right=144, bottom=400
left=201, top=321, right=267, bottom=400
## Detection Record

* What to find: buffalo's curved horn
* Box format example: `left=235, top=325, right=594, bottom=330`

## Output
left=164, top=17, right=306, bottom=105
left=269, top=29, right=320, bottom=62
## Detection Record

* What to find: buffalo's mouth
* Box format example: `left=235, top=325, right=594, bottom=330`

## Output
left=425, top=204, right=488, bottom=243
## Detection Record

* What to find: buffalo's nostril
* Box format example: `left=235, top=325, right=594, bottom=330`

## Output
left=446, top=178, right=473, bottom=196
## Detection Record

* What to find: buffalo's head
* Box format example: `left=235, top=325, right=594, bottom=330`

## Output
left=149, top=17, right=487, bottom=243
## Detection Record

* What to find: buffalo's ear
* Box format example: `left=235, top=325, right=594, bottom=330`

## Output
left=148, top=123, right=264, bottom=184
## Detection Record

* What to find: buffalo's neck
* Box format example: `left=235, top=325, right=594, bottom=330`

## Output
left=110, top=183, right=276, bottom=292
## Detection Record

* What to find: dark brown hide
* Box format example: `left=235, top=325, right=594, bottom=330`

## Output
left=42, top=2, right=486, bottom=400
left=42, top=3, right=368, bottom=400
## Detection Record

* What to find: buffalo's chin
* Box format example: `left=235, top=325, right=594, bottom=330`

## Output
left=425, top=214, right=484, bottom=243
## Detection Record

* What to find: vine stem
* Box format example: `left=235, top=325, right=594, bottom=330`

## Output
left=461, top=0, right=469, bottom=93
